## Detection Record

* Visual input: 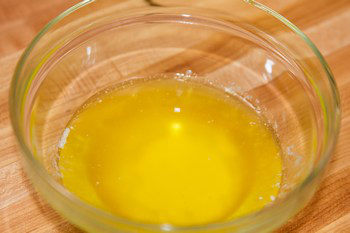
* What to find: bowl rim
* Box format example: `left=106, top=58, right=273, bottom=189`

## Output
left=9, top=0, right=341, bottom=231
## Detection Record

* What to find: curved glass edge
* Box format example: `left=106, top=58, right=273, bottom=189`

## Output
left=9, top=0, right=341, bottom=232
left=250, top=0, right=341, bottom=188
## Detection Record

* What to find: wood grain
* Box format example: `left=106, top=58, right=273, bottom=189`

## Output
left=0, top=0, right=349, bottom=232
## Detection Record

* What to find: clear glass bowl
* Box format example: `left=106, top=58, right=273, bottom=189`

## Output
left=10, top=0, right=340, bottom=232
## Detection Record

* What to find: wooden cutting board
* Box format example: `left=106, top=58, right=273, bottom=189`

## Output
left=0, top=0, right=349, bottom=232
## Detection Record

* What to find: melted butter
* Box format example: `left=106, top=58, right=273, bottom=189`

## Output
left=59, top=77, right=282, bottom=226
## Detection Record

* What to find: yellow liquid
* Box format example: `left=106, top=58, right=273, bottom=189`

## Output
left=59, top=77, right=282, bottom=226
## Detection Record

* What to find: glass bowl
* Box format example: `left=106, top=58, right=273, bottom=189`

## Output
left=9, top=0, right=340, bottom=232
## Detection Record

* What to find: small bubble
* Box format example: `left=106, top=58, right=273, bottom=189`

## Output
left=286, top=145, right=295, bottom=156
left=58, top=127, right=70, bottom=149
left=224, top=87, right=234, bottom=94
left=175, top=73, right=184, bottom=78
left=270, top=195, right=276, bottom=201
left=185, top=70, right=193, bottom=76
